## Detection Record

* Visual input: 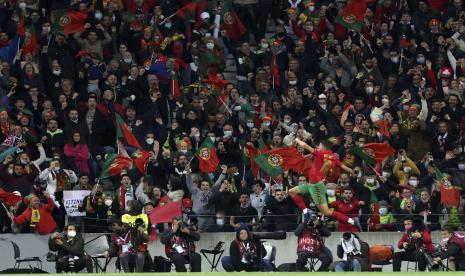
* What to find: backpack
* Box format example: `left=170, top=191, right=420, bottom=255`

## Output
left=153, top=256, right=171, bottom=272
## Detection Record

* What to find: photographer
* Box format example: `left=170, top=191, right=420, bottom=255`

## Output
left=104, top=219, right=149, bottom=272
left=222, top=225, right=272, bottom=272
left=433, top=227, right=465, bottom=271
left=393, top=217, right=433, bottom=271
left=159, top=216, right=201, bottom=272
left=295, top=213, right=332, bottom=271
left=48, top=224, right=92, bottom=273
left=334, top=232, right=369, bottom=272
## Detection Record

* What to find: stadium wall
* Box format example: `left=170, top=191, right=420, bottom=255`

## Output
left=0, top=232, right=443, bottom=273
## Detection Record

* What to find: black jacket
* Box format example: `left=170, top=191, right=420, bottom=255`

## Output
left=48, top=233, right=84, bottom=258
left=229, top=237, right=267, bottom=272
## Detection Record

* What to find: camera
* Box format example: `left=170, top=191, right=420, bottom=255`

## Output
left=421, top=248, right=443, bottom=270
left=245, top=249, right=260, bottom=264
left=134, top=218, right=145, bottom=229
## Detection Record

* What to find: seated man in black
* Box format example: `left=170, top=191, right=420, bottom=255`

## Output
left=433, top=227, right=465, bottom=271
left=160, top=216, right=201, bottom=272
left=48, top=223, right=92, bottom=272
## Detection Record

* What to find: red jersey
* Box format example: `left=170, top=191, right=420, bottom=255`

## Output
left=330, top=199, right=361, bottom=232
left=13, top=198, right=56, bottom=235
left=309, top=149, right=341, bottom=183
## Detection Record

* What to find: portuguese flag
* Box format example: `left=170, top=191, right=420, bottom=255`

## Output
left=115, top=114, right=142, bottom=149
left=197, top=138, right=219, bottom=173
left=221, top=0, right=246, bottom=41
left=100, top=154, right=133, bottom=179
left=133, top=149, right=150, bottom=174
left=52, top=9, right=88, bottom=35
left=352, top=143, right=395, bottom=165
left=255, top=147, right=305, bottom=177
left=176, top=1, right=198, bottom=21
left=21, top=27, right=38, bottom=54
left=335, top=0, right=367, bottom=32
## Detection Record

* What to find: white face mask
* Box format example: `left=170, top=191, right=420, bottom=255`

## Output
left=216, top=218, right=225, bottom=226
left=104, top=199, right=113, bottom=206
left=52, top=69, right=61, bottom=76
left=326, top=190, right=336, bottom=196
left=246, top=122, right=254, bottom=128
left=442, top=238, right=449, bottom=243
left=309, top=6, right=315, bottom=12
left=379, top=207, right=388, bottom=215
left=42, top=26, right=50, bottom=33
left=20, top=159, right=28, bottom=165
left=263, top=121, right=271, bottom=127
left=390, top=57, right=399, bottom=63
left=416, top=57, right=425, bottom=64
left=53, top=167, right=60, bottom=172
left=67, top=230, right=76, bottom=238
left=366, top=178, right=375, bottom=184
left=19, top=2, right=26, bottom=9
left=403, top=166, right=411, bottom=173
left=123, top=58, right=132, bottom=63
left=95, top=12, right=103, bottom=20
left=408, top=179, right=418, bottom=187
left=320, top=104, right=327, bottom=110
left=289, top=80, right=297, bottom=85
left=165, top=22, right=172, bottom=28
left=210, top=136, right=216, bottom=142
left=194, top=133, right=200, bottom=139
left=223, top=130, right=232, bottom=137
left=8, top=168, right=13, bottom=174
left=382, top=98, right=390, bottom=105
left=365, top=86, right=374, bottom=94
left=179, top=149, right=188, bottom=154
left=382, top=171, right=391, bottom=178
left=146, top=138, right=154, bottom=144
left=206, top=42, right=215, bottom=50
left=261, top=43, right=269, bottom=49
left=284, top=119, right=291, bottom=124
left=458, top=164, right=465, bottom=170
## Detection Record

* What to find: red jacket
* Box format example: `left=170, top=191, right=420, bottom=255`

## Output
left=397, top=229, right=434, bottom=252
left=14, top=198, right=56, bottom=235
left=64, top=143, right=90, bottom=174
left=330, top=199, right=361, bottom=232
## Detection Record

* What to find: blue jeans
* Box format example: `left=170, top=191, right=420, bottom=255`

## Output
left=221, top=256, right=273, bottom=272
left=335, top=259, right=362, bottom=272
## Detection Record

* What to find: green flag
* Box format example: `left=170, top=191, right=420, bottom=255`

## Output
left=255, top=152, right=283, bottom=177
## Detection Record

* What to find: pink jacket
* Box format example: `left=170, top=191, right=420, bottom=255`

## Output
left=64, top=143, right=90, bottom=174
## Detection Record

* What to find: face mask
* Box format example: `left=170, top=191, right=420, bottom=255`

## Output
left=366, top=178, right=375, bottom=184
left=405, top=224, right=412, bottom=230
left=223, top=130, right=232, bottom=137
left=379, top=207, right=388, bottom=215
left=382, top=98, right=389, bottom=105
left=95, top=12, right=103, bottom=20
left=408, top=179, right=418, bottom=187
left=165, top=22, right=172, bottom=29
left=261, top=43, right=269, bottom=49
left=320, top=104, right=327, bottom=110
left=67, top=230, right=76, bottom=238
left=210, top=136, right=216, bottom=142
left=216, top=219, right=225, bottom=226
left=8, top=168, right=13, bottom=174
left=403, top=166, right=411, bottom=173
left=458, top=164, right=465, bottom=170
left=365, top=86, right=374, bottom=94
left=104, top=199, right=113, bottom=206
left=263, top=121, right=271, bottom=127
left=53, top=167, right=60, bottom=172
left=146, top=138, right=154, bottom=145
left=358, top=143, right=365, bottom=147
left=382, top=171, right=391, bottom=178
left=42, top=26, right=50, bottom=33
left=284, top=119, right=291, bottom=124
left=206, top=42, right=215, bottom=50
left=289, top=80, right=297, bottom=85
left=326, top=190, right=336, bottom=196
left=19, top=2, right=26, bottom=9
left=179, top=149, right=188, bottom=154
left=123, top=58, right=132, bottom=63
left=194, top=133, right=200, bottom=139
left=246, top=122, right=254, bottom=128
left=309, top=6, right=315, bottom=12
left=442, top=238, right=449, bottom=243
left=416, top=57, right=425, bottom=64
left=52, top=69, right=61, bottom=76
left=20, top=159, right=28, bottom=165
left=390, top=57, right=399, bottom=63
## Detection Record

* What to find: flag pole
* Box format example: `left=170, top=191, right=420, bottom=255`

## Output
left=217, top=94, right=233, bottom=115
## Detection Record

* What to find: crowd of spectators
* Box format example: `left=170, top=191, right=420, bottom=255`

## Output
left=0, top=0, right=465, bottom=239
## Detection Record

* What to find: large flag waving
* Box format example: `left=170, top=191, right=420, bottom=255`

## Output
left=335, top=0, right=368, bottom=32
left=221, top=0, right=246, bottom=41
left=176, top=1, right=198, bottom=21
left=255, top=147, right=305, bottom=177
left=149, top=200, right=182, bottom=224
left=352, top=143, right=395, bottom=165
left=115, top=114, right=142, bottom=149
left=197, top=138, right=220, bottom=173
left=100, top=154, right=133, bottom=179
left=52, top=9, right=88, bottom=34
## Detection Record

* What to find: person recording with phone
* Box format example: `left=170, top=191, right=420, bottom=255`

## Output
left=160, top=216, right=201, bottom=272
left=104, top=219, right=149, bottom=272
left=48, top=223, right=92, bottom=273
left=295, top=212, right=332, bottom=271
left=393, top=217, right=433, bottom=271
left=432, top=227, right=465, bottom=271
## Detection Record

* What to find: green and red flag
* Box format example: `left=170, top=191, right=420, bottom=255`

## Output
left=170, top=75, right=180, bottom=100
left=115, top=113, right=142, bottom=149
left=352, top=143, right=395, bottom=165
left=21, top=27, right=38, bottom=54
left=254, top=147, right=305, bottom=177
left=133, top=149, right=150, bottom=174
left=335, top=0, right=367, bottom=32
left=197, top=138, right=220, bottom=173
left=271, top=54, right=280, bottom=88
left=100, top=154, right=133, bottom=179
left=52, top=9, right=88, bottom=35
left=244, top=143, right=260, bottom=177
left=176, top=1, right=198, bottom=21
left=221, top=0, right=246, bottom=41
